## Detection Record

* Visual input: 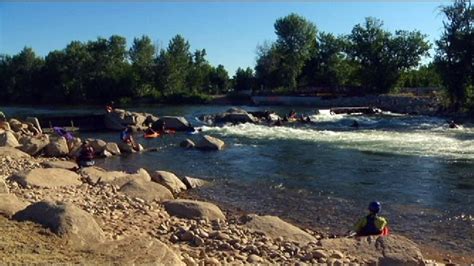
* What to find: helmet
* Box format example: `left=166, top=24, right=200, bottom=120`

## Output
left=368, top=201, right=381, bottom=213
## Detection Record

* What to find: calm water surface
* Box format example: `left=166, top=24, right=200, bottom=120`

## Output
left=4, top=105, right=474, bottom=255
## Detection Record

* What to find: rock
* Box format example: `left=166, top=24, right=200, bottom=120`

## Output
left=87, top=139, right=107, bottom=153
left=0, top=130, right=20, bottom=147
left=101, top=149, right=113, bottom=157
left=164, top=199, right=226, bottom=221
left=44, top=136, right=69, bottom=157
left=155, top=116, right=192, bottom=131
left=182, top=176, right=209, bottom=189
left=247, top=254, right=263, bottom=263
left=8, top=119, right=23, bottom=132
left=195, top=135, right=225, bottom=151
left=13, top=201, right=105, bottom=247
left=105, top=142, right=121, bottom=155
left=204, top=257, right=220, bottom=266
left=79, top=167, right=151, bottom=187
left=18, top=135, right=50, bottom=155
left=94, top=237, right=185, bottom=265
left=151, top=170, right=187, bottom=194
left=0, top=122, right=11, bottom=131
left=0, top=194, right=29, bottom=217
left=10, top=168, right=82, bottom=188
left=0, top=147, right=30, bottom=159
left=68, top=137, right=83, bottom=157
left=331, top=250, right=345, bottom=259
left=0, top=179, right=8, bottom=193
left=242, top=214, right=316, bottom=245
left=180, top=139, right=195, bottom=149
left=25, top=117, right=42, bottom=134
left=118, top=142, right=136, bottom=153
left=41, top=160, right=78, bottom=170
left=319, top=235, right=424, bottom=265
left=312, top=249, right=329, bottom=259
left=119, top=179, right=174, bottom=202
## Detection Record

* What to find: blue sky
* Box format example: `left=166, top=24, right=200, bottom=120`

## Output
left=1, top=1, right=450, bottom=75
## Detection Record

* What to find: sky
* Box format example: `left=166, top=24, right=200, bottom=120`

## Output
left=0, top=1, right=450, bottom=75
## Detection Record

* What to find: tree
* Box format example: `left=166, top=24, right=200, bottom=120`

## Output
left=301, top=32, right=356, bottom=90
left=435, top=0, right=473, bottom=111
left=255, top=41, right=283, bottom=91
left=129, top=35, right=156, bottom=97
left=186, top=49, right=212, bottom=93
left=348, top=17, right=430, bottom=94
left=234, top=67, right=255, bottom=92
left=273, top=13, right=317, bottom=91
left=156, top=35, right=192, bottom=96
left=209, top=64, right=229, bottom=94
left=2, top=47, right=44, bottom=103
left=397, top=63, right=442, bottom=88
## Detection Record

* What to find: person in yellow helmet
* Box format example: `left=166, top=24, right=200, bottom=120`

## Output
left=354, top=201, right=389, bottom=236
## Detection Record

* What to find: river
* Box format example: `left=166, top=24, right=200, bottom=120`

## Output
left=4, top=104, right=474, bottom=256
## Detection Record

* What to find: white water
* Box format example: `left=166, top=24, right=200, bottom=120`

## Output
left=202, top=113, right=474, bottom=160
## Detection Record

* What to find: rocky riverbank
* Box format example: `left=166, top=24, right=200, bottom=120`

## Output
left=0, top=146, right=454, bottom=265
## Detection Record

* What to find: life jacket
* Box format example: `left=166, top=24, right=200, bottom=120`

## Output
left=359, top=214, right=382, bottom=236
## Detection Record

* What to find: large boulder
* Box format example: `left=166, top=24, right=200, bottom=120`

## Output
left=0, top=194, right=29, bottom=217
left=182, top=176, right=209, bottom=189
left=79, top=167, right=151, bottom=187
left=119, top=179, right=174, bottom=202
left=0, top=130, right=20, bottom=147
left=13, top=201, right=105, bottom=247
left=243, top=214, right=316, bottom=245
left=151, top=171, right=187, bottom=194
left=8, top=119, right=23, bottom=132
left=95, top=237, right=184, bottom=265
left=105, top=142, right=121, bottom=155
left=44, top=136, right=69, bottom=157
left=164, top=199, right=225, bottom=221
left=195, top=135, right=225, bottom=151
left=18, top=135, right=50, bottom=155
left=118, top=142, right=136, bottom=153
left=155, top=116, right=192, bottom=131
left=319, top=235, right=424, bottom=265
left=41, top=160, right=78, bottom=170
left=0, top=147, right=30, bottom=159
left=10, top=168, right=82, bottom=188
left=87, top=139, right=107, bottom=153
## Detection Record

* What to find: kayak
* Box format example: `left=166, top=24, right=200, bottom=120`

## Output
left=144, top=132, right=160, bottom=139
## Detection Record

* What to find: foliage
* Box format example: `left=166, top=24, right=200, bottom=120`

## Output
left=397, top=63, right=442, bottom=88
left=347, top=17, right=430, bottom=94
left=233, top=67, right=254, bottom=92
left=434, top=0, right=473, bottom=111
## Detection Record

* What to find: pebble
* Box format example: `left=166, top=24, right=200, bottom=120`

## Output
left=247, top=254, right=263, bottom=263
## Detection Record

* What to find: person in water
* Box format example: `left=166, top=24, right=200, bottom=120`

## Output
left=448, top=120, right=459, bottom=129
left=350, top=120, right=360, bottom=129
left=144, top=123, right=157, bottom=135
left=354, top=201, right=389, bottom=236
left=76, top=141, right=95, bottom=167
left=288, top=110, right=297, bottom=119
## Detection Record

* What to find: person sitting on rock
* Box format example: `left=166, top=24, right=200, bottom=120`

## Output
left=76, top=141, right=95, bottom=167
left=354, top=201, right=389, bottom=236
left=105, top=101, right=115, bottom=113
left=121, top=126, right=141, bottom=151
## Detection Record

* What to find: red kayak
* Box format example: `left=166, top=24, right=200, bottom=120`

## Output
left=144, top=132, right=160, bottom=139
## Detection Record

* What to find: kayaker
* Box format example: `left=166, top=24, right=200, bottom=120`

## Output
left=448, top=120, right=459, bottom=129
left=288, top=110, right=297, bottom=119
left=76, top=141, right=95, bottom=167
left=144, top=124, right=157, bottom=136
left=350, top=120, right=360, bottom=129
left=353, top=201, right=389, bottom=236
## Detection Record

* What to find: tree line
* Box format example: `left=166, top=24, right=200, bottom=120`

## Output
left=0, top=1, right=472, bottom=111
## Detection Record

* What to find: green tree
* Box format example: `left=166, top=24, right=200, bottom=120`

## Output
left=209, top=64, right=229, bottom=94
left=348, top=17, right=430, bottom=94
left=186, top=49, right=212, bottom=93
left=397, top=63, right=442, bottom=88
left=434, top=0, right=473, bottom=111
left=156, top=35, right=192, bottom=96
left=273, top=13, right=317, bottom=91
left=233, top=67, right=254, bottom=92
left=302, top=32, right=357, bottom=90
left=2, top=47, right=44, bottom=103
left=255, top=41, right=284, bottom=92
left=129, top=35, right=156, bottom=97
